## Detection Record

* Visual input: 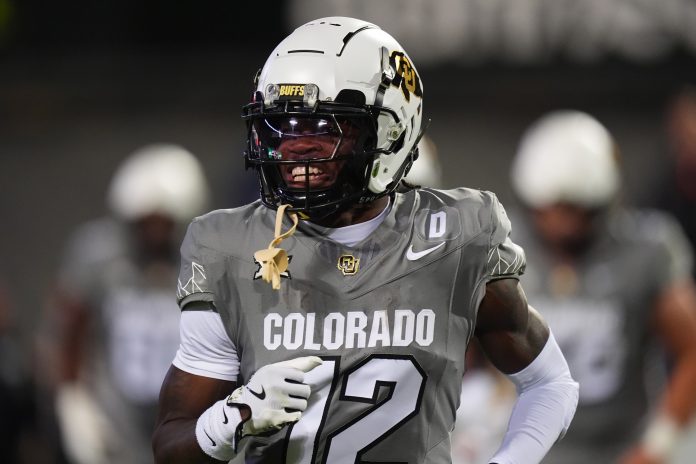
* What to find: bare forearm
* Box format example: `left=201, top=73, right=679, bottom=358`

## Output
left=154, top=367, right=238, bottom=464
left=630, top=354, right=696, bottom=462
left=153, top=419, right=222, bottom=464
left=661, top=350, right=696, bottom=425
left=653, top=282, right=696, bottom=425
left=54, top=293, right=90, bottom=382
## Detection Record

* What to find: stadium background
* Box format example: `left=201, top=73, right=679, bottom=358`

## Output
left=0, top=0, right=695, bottom=461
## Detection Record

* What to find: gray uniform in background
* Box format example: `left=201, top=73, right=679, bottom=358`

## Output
left=514, top=209, right=693, bottom=464
left=176, top=187, right=525, bottom=464
left=59, top=218, right=181, bottom=464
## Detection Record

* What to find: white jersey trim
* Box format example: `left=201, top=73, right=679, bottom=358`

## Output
left=173, top=311, right=239, bottom=382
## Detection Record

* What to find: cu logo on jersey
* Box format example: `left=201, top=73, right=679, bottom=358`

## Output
left=337, top=254, right=360, bottom=276
left=390, top=51, right=422, bottom=102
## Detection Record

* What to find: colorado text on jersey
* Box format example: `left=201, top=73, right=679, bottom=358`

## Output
left=264, top=309, right=436, bottom=350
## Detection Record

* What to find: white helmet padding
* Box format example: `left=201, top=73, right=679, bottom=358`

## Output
left=511, top=110, right=620, bottom=209
left=108, top=144, right=210, bottom=222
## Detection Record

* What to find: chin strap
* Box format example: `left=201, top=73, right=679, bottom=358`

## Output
left=254, top=204, right=298, bottom=290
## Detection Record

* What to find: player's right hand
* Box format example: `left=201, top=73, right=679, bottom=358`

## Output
left=227, top=356, right=323, bottom=436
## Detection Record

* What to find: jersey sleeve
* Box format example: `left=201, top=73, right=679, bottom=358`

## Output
left=467, top=192, right=527, bottom=319
left=177, top=219, right=216, bottom=309
left=485, top=194, right=526, bottom=281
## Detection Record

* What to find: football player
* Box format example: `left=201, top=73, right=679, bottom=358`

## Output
left=153, top=17, right=578, bottom=464
left=510, top=111, right=696, bottom=464
left=49, top=144, right=210, bottom=464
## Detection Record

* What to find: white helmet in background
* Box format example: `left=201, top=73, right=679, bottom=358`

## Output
left=403, top=135, right=443, bottom=188
left=107, top=144, right=210, bottom=222
left=511, top=110, right=620, bottom=209
left=243, top=16, right=424, bottom=218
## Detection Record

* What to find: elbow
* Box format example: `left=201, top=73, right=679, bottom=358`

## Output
left=557, top=376, right=580, bottom=437
left=151, top=425, right=165, bottom=464
left=151, top=422, right=176, bottom=464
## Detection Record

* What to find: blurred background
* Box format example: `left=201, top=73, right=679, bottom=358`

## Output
left=1, top=0, right=695, bottom=462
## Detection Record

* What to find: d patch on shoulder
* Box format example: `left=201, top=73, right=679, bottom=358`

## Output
left=415, top=207, right=462, bottom=242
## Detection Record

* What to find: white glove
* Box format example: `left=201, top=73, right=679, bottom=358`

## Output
left=196, top=356, right=322, bottom=461
left=55, top=383, right=116, bottom=464
left=228, top=356, right=323, bottom=436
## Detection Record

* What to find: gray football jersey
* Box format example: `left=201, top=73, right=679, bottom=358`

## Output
left=177, top=188, right=525, bottom=464
left=513, top=209, right=693, bottom=464
left=58, top=217, right=181, bottom=464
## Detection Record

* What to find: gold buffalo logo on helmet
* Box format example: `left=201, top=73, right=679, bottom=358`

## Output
left=390, top=51, right=423, bottom=102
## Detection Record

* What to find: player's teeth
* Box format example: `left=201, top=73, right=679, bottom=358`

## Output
left=291, top=167, right=321, bottom=177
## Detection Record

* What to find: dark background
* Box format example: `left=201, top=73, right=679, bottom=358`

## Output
left=1, top=0, right=695, bottom=346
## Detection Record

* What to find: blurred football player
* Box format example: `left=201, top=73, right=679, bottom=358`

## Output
left=49, top=144, right=210, bottom=464
left=650, top=88, right=696, bottom=280
left=510, top=111, right=696, bottom=464
left=153, top=17, right=578, bottom=464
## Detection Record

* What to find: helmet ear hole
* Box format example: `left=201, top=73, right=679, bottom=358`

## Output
left=392, top=130, right=406, bottom=155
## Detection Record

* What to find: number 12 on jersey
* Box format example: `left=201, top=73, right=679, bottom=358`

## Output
left=286, top=355, right=427, bottom=464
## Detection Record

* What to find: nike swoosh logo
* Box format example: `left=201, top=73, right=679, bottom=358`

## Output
left=204, top=430, right=216, bottom=447
left=247, top=386, right=266, bottom=400
left=222, top=408, right=228, bottom=424
left=406, top=242, right=446, bottom=261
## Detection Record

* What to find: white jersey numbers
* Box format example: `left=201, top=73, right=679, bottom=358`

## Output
left=263, top=310, right=436, bottom=351
left=287, top=355, right=427, bottom=464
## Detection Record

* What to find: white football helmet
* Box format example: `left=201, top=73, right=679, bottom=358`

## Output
left=107, top=144, right=210, bottom=222
left=511, top=110, right=620, bottom=209
left=243, top=17, right=424, bottom=218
